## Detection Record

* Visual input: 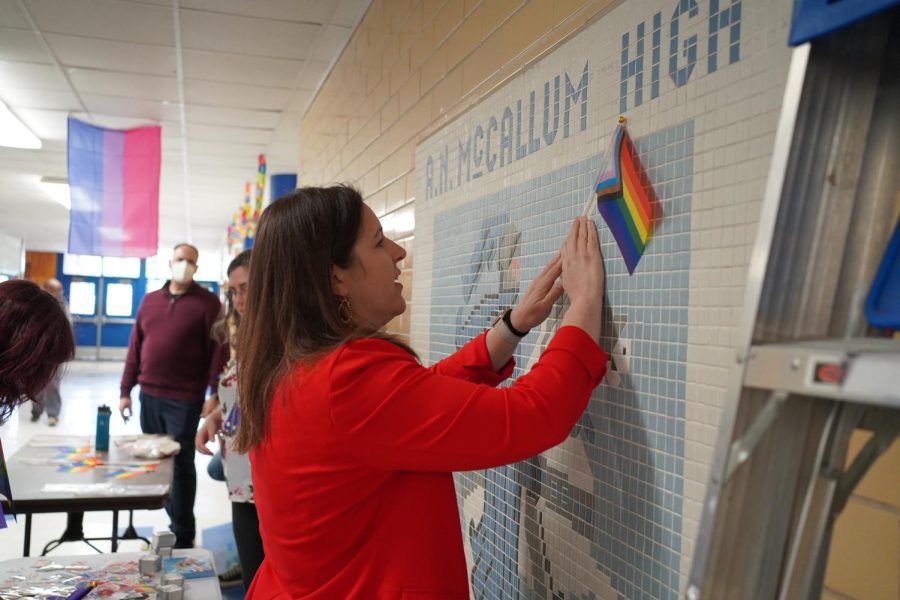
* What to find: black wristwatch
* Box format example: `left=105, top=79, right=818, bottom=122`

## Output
left=500, top=308, right=529, bottom=337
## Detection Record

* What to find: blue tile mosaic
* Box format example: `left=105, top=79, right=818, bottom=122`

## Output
left=430, top=122, right=694, bottom=600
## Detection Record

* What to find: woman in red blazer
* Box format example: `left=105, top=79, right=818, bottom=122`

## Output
left=234, top=185, right=607, bottom=599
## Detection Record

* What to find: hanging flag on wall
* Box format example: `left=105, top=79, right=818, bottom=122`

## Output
left=67, top=117, right=161, bottom=257
left=595, top=124, right=655, bottom=274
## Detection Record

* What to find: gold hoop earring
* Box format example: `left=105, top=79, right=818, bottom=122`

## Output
left=338, top=297, right=353, bottom=325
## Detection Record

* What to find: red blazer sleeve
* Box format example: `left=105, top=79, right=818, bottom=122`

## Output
left=426, top=331, right=515, bottom=384
left=328, top=326, right=607, bottom=472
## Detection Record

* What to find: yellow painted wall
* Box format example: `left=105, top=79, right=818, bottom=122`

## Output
left=298, top=0, right=619, bottom=341
left=823, top=433, right=900, bottom=600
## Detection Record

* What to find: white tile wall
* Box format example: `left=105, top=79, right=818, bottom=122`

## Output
left=412, top=0, right=793, bottom=597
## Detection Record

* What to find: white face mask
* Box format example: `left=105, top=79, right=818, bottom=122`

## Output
left=171, top=260, right=197, bottom=284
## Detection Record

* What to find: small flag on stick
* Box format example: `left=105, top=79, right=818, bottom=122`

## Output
left=595, top=124, right=655, bottom=274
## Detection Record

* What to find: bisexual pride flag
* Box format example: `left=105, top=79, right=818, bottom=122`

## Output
left=595, top=125, right=655, bottom=274
left=67, top=118, right=161, bottom=257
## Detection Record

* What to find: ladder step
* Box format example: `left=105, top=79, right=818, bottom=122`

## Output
left=744, top=338, right=900, bottom=408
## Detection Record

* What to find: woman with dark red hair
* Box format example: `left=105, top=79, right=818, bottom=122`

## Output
left=0, top=279, right=75, bottom=425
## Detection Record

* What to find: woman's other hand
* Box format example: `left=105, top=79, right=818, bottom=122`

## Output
left=508, top=254, right=564, bottom=331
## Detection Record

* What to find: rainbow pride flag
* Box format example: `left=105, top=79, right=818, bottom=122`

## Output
left=595, top=125, right=654, bottom=274
left=67, top=118, right=161, bottom=257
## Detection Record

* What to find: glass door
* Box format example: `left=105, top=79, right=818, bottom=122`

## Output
left=62, top=254, right=144, bottom=360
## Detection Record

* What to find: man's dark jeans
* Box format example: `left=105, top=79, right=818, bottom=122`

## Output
left=139, top=391, right=203, bottom=548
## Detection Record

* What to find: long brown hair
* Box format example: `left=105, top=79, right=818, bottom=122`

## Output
left=233, top=185, right=414, bottom=452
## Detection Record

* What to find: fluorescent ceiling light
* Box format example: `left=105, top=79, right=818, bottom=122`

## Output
left=0, top=100, right=41, bottom=149
left=40, top=177, right=70, bottom=210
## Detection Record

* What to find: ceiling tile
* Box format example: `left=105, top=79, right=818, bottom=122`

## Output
left=13, top=107, right=69, bottom=140
left=79, top=114, right=176, bottom=133
left=180, top=0, right=334, bottom=24
left=179, top=9, right=317, bottom=60
left=286, top=90, right=313, bottom=112
left=45, top=34, right=176, bottom=76
left=182, top=50, right=301, bottom=88
left=187, top=123, right=272, bottom=144
left=68, top=68, right=178, bottom=101
left=1, top=0, right=364, bottom=256
left=80, top=93, right=178, bottom=121
left=184, top=79, right=290, bottom=111
left=0, top=28, right=54, bottom=63
left=310, top=24, right=351, bottom=62
left=185, top=104, right=281, bottom=129
left=188, top=153, right=255, bottom=168
left=300, top=60, right=330, bottom=87
left=24, top=0, right=174, bottom=45
left=0, top=147, right=65, bottom=174
left=265, top=140, right=299, bottom=164
left=187, top=140, right=266, bottom=157
left=0, top=0, right=29, bottom=28
left=0, top=87, right=81, bottom=111
left=272, top=113, right=302, bottom=142
left=0, top=60, right=69, bottom=90
left=331, top=0, right=370, bottom=28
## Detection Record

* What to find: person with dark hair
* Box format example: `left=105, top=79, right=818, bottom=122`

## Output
left=236, top=185, right=608, bottom=599
left=119, top=242, right=226, bottom=548
left=0, top=279, right=75, bottom=425
left=30, top=278, right=72, bottom=427
left=195, top=249, right=264, bottom=589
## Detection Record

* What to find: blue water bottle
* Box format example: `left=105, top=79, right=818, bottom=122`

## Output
left=96, top=404, right=111, bottom=452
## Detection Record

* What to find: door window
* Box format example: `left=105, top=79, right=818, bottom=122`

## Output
left=105, top=282, right=134, bottom=317
left=70, top=280, right=97, bottom=315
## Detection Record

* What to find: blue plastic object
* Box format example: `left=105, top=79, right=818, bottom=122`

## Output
left=789, top=0, right=900, bottom=46
left=865, top=219, right=900, bottom=329
left=95, top=404, right=111, bottom=452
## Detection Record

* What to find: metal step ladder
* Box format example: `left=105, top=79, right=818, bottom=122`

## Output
left=685, top=10, right=900, bottom=600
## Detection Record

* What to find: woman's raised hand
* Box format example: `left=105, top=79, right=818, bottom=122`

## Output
left=560, top=216, right=604, bottom=341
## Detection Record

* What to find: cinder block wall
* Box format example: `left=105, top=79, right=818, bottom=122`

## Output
left=297, top=1, right=899, bottom=598
left=298, top=0, right=623, bottom=342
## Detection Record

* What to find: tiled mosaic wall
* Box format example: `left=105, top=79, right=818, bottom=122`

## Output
left=412, top=0, right=793, bottom=598
left=431, top=124, right=693, bottom=600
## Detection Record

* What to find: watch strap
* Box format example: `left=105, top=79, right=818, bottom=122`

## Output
left=502, top=308, right=529, bottom=337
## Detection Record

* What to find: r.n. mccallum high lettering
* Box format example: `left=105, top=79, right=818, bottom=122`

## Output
left=425, top=62, right=588, bottom=201
left=620, top=0, right=742, bottom=112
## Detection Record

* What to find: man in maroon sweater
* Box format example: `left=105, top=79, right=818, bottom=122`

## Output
left=119, top=243, right=226, bottom=548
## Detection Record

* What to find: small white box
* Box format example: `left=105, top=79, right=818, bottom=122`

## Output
left=162, top=572, right=185, bottom=587
left=151, top=531, right=176, bottom=550
left=139, top=553, right=161, bottom=576
left=157, top=584, right=184, bottom=600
